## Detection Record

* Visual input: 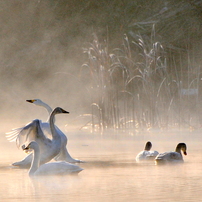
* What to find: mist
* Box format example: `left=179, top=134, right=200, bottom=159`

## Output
left=1, top=1, right=202, bottom=201
left=1, top=1, right=202, bottom=133
left=1, top=1, right=90, bottom=125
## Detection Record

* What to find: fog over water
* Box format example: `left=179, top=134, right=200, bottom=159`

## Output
left=1, top=129, right=202, bottom=201
left=1, top=1, right=202, bottom=201
left=1, top=1, right=90, bottom=124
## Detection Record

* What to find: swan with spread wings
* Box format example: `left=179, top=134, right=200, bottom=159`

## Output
left=25, top=99, right=83, bottom=163
left=7, top=107, right=69, bottom=168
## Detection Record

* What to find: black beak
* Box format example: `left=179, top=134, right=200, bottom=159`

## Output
left=62, top=109, right=69, bottom=114
left=26, top=100, right=34, bottom=103
left=22, top=144, right=29, bottom=150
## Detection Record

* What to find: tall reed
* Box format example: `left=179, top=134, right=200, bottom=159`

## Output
left=81, top=33, right=201, bottom=133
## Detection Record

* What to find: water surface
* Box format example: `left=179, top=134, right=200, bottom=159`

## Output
left=1, top=128, right=202, bottom=202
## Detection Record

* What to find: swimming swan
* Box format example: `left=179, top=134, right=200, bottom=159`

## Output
left=23, top=141, right=83, bottom=176
left=155, top=143, right=187, bottom=165
left=26, top=99, right=84, bottom=163
left=7, top=107, right=69, bottom=168
left=136, top=141, right=159, bottom=163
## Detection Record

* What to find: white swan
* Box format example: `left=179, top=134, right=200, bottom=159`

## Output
left=23, top=141, right=83, bottom=176
left=155, top=143, right=187, bottom=165
left=6, top=107, right=69, bottom=168
left=26, top=99, right=83, bottom=163
left=136, top=141, right=159, bottom=163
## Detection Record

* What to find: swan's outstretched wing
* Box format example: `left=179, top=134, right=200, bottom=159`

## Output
left=6, top=124, right=34, bottom=147
left=6, top=127, right=24, bottom=142
left=6, top=119, right=47, bottom=148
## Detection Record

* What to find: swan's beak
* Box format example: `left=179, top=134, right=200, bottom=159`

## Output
left=22, top=145, right=32, bottom=153
left=26, top=100, right=35, bottom=103
left=62, top=109, right=69, bottom=114
left=22, top=144, right=29, bottom=150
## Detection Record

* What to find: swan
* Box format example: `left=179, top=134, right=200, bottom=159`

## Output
left=23, top=141, right=83, bottom=176
left=136, top=141, right=159, bottom=163
left=155, top=143, right=187, bottom=165
left=6, top=107, right=69, bottom=168
left=26, top=99, right=84, bottom=163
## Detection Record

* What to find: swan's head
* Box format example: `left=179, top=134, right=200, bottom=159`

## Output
left=22, top=143, right=32, bottom=153
left=176, top=143, right=187, bottom=155
left=26, top=99, right=44, bottom=106
left=52, top=107, right=69, bottom=115
left=145, top=141, right=152, bottom=151
left=22, top=141, right=39, bottom=153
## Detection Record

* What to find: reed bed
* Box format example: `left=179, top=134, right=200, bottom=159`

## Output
left=81, top=32, right=202, bottom=133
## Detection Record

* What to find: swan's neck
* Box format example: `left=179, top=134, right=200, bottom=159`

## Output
left=39, top=102, right=52, bottom=115
left=29, top=146, right=40, bottom=176
left=145, top=143, right=152, bottom=151
left=175, top=146, right=182, bottom=155
left=48, top=111, right=59, bottom=140
left=39, top=102, right=56, bottom=123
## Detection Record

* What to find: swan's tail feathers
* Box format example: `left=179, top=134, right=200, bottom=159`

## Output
left=54, top=149, right=85, bottom=163
left=71, top=167, right=84, bottom=174
left=67, top=158, right=85, bottom=163
left=12, top=154, right=32, bottom=168
left=62, top=162, right=84, bottom=174
left=54, top=155, right=85, bottom=163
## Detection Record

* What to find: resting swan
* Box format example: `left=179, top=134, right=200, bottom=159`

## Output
left=26, top=99, right=83, bottom=163
left=6, top=107, right=68, bottom=168
left=155, top=143, right=187, bottom=165
left=136, top=141, right=159, bottom=163
left=23, top=141, right=83, bottom=176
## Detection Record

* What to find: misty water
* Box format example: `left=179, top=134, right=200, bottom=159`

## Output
left=1, top=125, right=202, bottom=202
